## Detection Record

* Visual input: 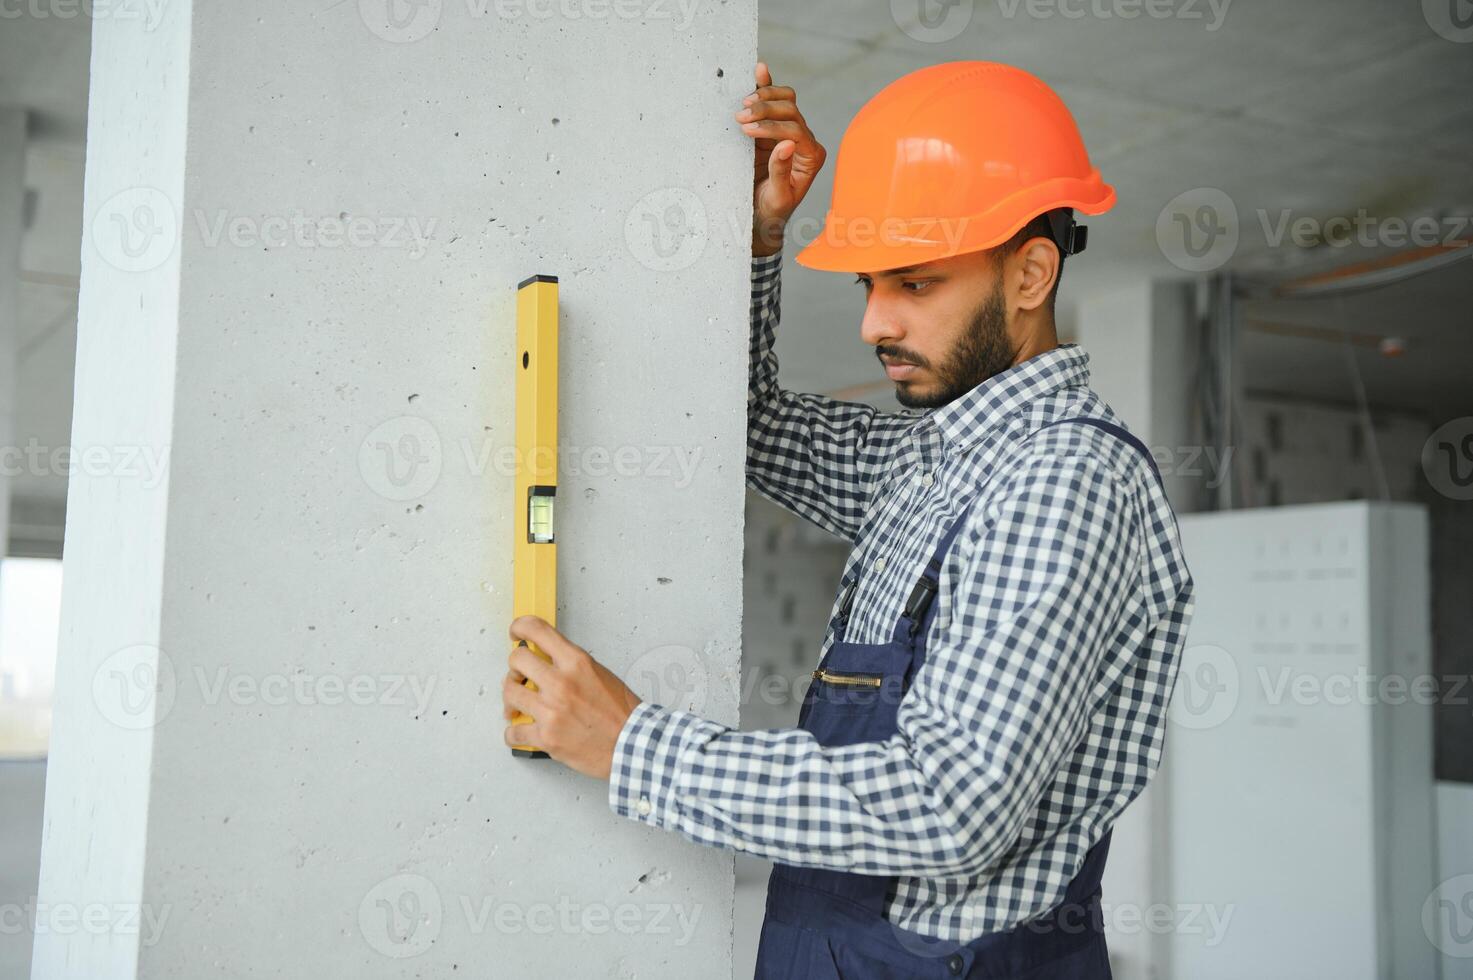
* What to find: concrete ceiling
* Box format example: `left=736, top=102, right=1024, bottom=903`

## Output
left=3, top=1, right=1472, bottom=537
left=760, top=0, right=1473, bottom=418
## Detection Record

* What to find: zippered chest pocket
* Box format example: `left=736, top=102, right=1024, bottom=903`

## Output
left=810, top=667, right=894, bottom=708
left=801, top=641, right=914, bottom=748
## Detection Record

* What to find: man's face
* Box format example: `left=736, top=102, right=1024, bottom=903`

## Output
left=855, top=249, right=1018, bottom=410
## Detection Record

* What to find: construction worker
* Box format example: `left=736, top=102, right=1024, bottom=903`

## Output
left=505, top=60, right=1196, bottom=978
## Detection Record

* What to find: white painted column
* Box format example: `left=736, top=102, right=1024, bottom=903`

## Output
left=0, top=99, right=34, bottom=980
left=0, top=108, right=24, bottom=559
left=34, top=3, right=754, bottom=977
left=1075, top=278, right=1205, bottom=980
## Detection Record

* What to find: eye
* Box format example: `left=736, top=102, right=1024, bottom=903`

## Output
left=852, top=275, right=870, bottom=289
left=902, top=280, right=933, bottom=293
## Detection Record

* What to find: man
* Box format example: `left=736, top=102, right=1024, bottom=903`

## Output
left=503, top=60, right=1195, bottom=978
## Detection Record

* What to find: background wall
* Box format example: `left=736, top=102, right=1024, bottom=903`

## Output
left=32, top=3, right=757, bottom=976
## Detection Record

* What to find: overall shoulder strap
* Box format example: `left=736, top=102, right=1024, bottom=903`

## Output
left=1035, top=415, right=1163, bottom=484
left=893, top=415, right=1162, bottom=640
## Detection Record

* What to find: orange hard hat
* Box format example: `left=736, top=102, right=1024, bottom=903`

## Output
left=794, top=61, right=1115, bottom=274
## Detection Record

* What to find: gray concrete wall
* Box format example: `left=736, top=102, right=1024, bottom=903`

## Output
left=34, top=3, right=754, bottom=977
left=0, top=761, right=45, bottom=978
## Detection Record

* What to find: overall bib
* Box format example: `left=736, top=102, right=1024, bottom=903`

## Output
left=754, top=417, right=1163, bottom=980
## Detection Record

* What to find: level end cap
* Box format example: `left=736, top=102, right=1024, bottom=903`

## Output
left=517, top=273, right=559, bottom=289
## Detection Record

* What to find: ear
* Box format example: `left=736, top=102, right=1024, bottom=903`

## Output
left=1011, top=237, right=1061, bottom=314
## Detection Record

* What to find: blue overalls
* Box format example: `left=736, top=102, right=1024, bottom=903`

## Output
left=754, top=417, right=1163, bottom=979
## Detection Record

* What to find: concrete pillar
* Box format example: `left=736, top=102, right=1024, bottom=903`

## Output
left=34, top=4, right=753, bottom=977
left=1075, top=278, right=1206, bottom=980
left=0, top=108, right=24, bottom=559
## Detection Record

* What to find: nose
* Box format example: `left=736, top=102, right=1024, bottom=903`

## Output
left=859, top=293, right=901, bottom=349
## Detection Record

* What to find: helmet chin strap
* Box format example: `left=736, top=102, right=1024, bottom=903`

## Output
left=1046, top=209, right=1089, bottom=256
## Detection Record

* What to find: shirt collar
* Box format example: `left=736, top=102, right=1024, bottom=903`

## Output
left=924, top=343, right=1092, bottom=454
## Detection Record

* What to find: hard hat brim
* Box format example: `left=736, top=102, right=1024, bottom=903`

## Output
left=793, top=178, right=1116, bottom=275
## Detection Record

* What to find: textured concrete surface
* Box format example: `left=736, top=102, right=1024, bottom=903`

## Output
left=34, top=2, right=754, bottom=976
left=0, top=762, right=45, bottom=978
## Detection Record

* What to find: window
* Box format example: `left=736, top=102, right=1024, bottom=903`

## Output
left=0, top=557, right=62, bottom=759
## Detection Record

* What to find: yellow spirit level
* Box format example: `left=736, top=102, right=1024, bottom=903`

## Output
left=510, top=272, right=558, bottom=759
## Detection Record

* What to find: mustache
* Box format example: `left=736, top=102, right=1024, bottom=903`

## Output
left=876, top=346, right=927, bottom=368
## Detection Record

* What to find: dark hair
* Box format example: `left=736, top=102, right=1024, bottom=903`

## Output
left=992, top=208, right=1072, bottom=313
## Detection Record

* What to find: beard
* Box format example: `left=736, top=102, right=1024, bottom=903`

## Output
left=886, top=277, right=1017, bottom=410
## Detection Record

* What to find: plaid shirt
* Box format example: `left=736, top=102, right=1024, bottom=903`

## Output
left=608, top=249, right=1195, bottom=941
